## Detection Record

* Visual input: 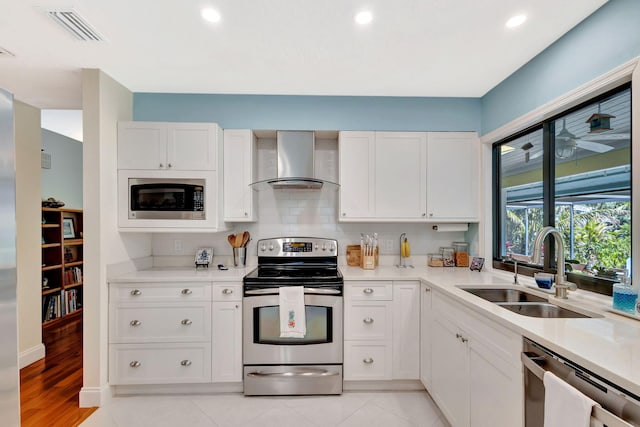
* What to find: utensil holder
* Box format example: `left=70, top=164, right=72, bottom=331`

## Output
left=233, top=247, right=247, bottom=267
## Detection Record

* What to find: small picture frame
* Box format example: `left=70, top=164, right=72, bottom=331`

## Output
left=470, top=257, right=485, bottom=272
left=195, top=247, right=213, bottom=268
left=62, top=217, right=75, bottom=239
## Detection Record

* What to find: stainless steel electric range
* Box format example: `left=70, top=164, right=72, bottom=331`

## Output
left=242, top=237, right=343, bottom=396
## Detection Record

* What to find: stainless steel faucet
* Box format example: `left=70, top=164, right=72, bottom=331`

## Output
left=531, top=226, right=577, bottom=299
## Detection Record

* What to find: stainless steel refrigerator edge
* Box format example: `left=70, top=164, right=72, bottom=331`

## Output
left=0, top=88, right=20, bottom=426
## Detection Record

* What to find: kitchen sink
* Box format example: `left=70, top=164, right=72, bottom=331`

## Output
left=459, top=287, right=600, bottom=318
left=496, top=302, right=590, bottom=318
left=460, top=288, right=547, bottom=303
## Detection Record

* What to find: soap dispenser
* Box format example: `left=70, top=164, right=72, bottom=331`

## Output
left=613, top=269, right=637, bottom=314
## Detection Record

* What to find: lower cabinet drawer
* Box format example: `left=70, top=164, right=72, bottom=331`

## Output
left=110, top=303, right=211, bottom=343
left=344, top=301, right=392, bottom=340
left=344, top=341, right=392, bottom=381
left=109, top=342, right=212, bottom=385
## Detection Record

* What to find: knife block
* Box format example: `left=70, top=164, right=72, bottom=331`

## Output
left=346, top=245, right=378, bottom=269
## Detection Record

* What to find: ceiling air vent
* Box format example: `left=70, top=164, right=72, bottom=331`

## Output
left=0, top=46, right=15, bottom=57
left=47, top=9, right=105, bottom=41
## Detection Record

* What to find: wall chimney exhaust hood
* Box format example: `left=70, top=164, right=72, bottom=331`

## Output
left=250, top=130, right=339, bottom=191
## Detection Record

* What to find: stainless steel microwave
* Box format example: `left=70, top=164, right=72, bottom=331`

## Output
left=128, top=177, right=206, bottom=220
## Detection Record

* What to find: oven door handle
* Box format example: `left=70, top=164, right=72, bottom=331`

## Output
left=244, top=288, right=341, bottom=295
left=247, top=370, right=340, bottom=378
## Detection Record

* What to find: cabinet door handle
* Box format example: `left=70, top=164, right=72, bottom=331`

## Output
left=456, top=333, right=462, bottom=340
left=130, top=289, right=142, bottom=296
left=129, top=320, right=141, bottom=327
left=363, top=317, right=374, bottom=324
left=159, top=163, right=163, bottom=168
left=429, top=213, right=433, bottom=217
left=363, top=288, right=374, bottom=294
left=461, top=337, right=468, bottom=343
left=167, top=163, right=172, bottom=168
left=130, top=361, right=141, bottom=368
left=181, top=319, right=192, bottom=326
left=181, top=289, right=192, bottom=295
left=425, top=287, right=431, bottom=292
left=222, top=288, right=233, bottom=295
left=362, top=358, right=374, bottom=364
left=180, top=360, right=192, bottom=367
left=244, top=212, right=248, bottom=216
left=422, top=213, right=426, bottom=217
left=342, top=213, right=346, bottom=216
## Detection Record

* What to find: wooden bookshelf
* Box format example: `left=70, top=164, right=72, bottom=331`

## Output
left=41, top=208, right=84, bottom=326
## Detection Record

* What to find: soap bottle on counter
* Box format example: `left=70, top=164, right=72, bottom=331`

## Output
left=613, top=270, right=637, bottom=314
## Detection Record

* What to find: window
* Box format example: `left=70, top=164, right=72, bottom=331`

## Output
left=494, top=86, right=631, bottom=295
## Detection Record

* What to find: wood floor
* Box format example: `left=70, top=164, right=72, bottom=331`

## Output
left=20, top=316, right=97, bottom=427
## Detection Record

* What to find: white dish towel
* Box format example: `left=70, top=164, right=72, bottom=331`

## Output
left=279, top=286, right=306, bottom=338
left=544, top=371, right=598, bottom=427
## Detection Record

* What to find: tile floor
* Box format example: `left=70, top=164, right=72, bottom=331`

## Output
left=79, top=390, right=450, bottom=427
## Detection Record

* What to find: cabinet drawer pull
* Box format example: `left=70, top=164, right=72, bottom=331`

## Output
left=181, top=319, right=192, bottom=326
left=363, top=288, right=374, bottom=294
left=461, top=337, right=468, bottom=343
left=181, top=289, right=192, bottom=295
left=456, top=333, right=462, bottom=339
left=362, top=357, right=374, bottom=364
left=129, top=320, right=141, bottom=327
left=130, top=361, right=141, bottom=368
left=159, top=163, right=163, bottom=168
left=130, top=289, right=142, bottom=296
left=425, top=287, right=431, bottom=292
left=222, top=288, right=233, bottom=295
left=167, top=163, right=172, bottom=168
left=363, top=317, right=374, bottom=324
left=180, top=360, right=192, bottom=367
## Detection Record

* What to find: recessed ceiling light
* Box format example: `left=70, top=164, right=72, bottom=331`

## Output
left=506, top=14, right=526, bottom=28
left=202, top=8, right=221, bottom=23
left=355, top=11, right=373, bottom=25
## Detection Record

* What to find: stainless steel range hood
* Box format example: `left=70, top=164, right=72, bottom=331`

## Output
left=250, top=130, right=339, bottom=191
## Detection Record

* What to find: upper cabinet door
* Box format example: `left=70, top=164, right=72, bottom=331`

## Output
left=375, top=132, right=427, bottom=220
left=118, top=122, right=168, bottom=170
left=167, top=123, right=218, bottom=171
left=118, top=122, right=218, bottom=171
left=339, top=131, right=375, bottom=220
left=426, top=132, right=480, bottom=221
left=223, top=129, right=256, bottom=222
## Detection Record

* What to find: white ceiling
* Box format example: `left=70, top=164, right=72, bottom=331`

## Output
left=0, top=0, right=608, bottom=109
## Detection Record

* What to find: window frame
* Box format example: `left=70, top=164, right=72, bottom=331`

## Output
left=492, top=83, right=632, bottom=296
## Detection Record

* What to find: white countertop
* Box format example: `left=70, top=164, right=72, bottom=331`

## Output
left=109, top=264, right=640, bottom=398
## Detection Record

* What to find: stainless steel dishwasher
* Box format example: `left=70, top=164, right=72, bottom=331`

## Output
left=522, top=338, right=640, bottom=426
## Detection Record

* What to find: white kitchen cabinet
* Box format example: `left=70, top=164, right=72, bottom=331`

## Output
left=108, top=282, right=213, bottom=385
left=426, top=132, right=479, bottom=221
left=338, top=131, right=375, bottom=219
left=223, top=129, right=257, bottom=222
left=430, top=290, right=523, bottom=427
left=118, top=121, right=219, bottom=171
left=392, top=281, right=420, bottom=379
left=211, top=283, right=243, bottom=382
left=375, top=133, right=427, bottom=220
left=419, top=283, right=432, bottom=389
left=431, top=315, right=469, bottom=427
left=339, top=131, right=427, bottom=221
left=344, top=280, right=420, bottom=383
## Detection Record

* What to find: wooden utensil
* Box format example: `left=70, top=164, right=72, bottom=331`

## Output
left=227, top=234, right=236, bottom=247
left=235, top=233, right=244, bottom=248
left=241, top=231, right=250, bottom=247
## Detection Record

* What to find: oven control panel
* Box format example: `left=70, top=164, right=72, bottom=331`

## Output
left=257, top=237, right=338, bottom=257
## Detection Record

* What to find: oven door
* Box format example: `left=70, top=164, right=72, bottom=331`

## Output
left=243, top=292, right=343, bottom=365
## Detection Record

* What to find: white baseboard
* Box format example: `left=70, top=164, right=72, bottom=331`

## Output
left=343, top=380, right=425, bottom=391
left=79, top=385, right=110, bottom=408
left=19, top=343, right=45, bottom=369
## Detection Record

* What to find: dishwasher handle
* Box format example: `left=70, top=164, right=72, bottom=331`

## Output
left=521, top=352, right=634, bottom=427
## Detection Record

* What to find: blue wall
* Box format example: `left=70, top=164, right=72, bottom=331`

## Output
left=482, top=0, right=640, bottom=134
left=133, top=94, right=481, bottom=132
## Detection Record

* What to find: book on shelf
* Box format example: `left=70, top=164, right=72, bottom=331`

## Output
left=63, top=266, right=83, bottom=285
